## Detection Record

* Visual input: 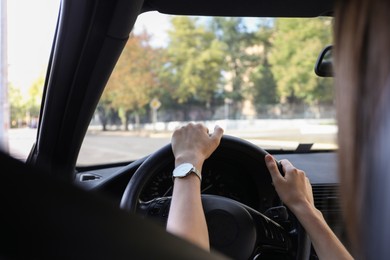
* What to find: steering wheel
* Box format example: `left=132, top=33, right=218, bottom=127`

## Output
left=120, top=135, right=311, bottom=260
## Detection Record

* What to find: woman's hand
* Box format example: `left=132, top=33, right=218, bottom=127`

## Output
left=172, top=123, right=224, bottom=169
left=265, top=154, right=314, bottom=213
left=265, top=154, right=353, bottom=260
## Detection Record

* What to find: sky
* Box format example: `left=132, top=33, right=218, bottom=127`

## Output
left=7, top=0, right=61, bottom=93
left=133, top=11, right=170, bottom=47
left=6, top=1, right=169, bottom=94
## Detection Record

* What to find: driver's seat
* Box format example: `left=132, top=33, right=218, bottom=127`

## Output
left=0, top=151, right=227, bottom=259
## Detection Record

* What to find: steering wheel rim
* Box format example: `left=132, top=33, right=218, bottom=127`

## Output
left=120, top=135, right=272, bottom=211
left=120, top=135, right=311, bottom=260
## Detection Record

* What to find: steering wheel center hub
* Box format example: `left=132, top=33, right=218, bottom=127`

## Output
left=203, top=195, right=256, bottom=259
left=206, top=209, right=239, bottom=246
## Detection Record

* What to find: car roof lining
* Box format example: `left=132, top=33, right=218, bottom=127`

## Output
left=141, top=0, right=334, bottom=17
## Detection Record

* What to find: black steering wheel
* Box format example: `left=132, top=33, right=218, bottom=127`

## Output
left=120, top=135, right=311, bottom=260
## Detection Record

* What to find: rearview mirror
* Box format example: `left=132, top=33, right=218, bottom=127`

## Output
left=315, top=45, right=333, bottom=77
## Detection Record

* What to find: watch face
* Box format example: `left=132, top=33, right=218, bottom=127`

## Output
left=173, top=163, right=194, bottom=177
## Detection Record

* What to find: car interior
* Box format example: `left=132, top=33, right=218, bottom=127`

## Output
left=1, top=0, right=350, bottom=259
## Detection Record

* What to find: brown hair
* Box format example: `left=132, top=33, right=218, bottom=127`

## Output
left=334, top=0, right=390, bottom=257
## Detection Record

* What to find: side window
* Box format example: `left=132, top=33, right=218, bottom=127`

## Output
left=3, top=0, right=60, bottom=160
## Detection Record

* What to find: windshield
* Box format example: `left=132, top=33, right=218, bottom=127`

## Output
left=77, top=12, right=335, bottom=166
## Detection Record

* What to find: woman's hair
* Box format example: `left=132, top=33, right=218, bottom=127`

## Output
left=334, top=0, right=390, bottom=257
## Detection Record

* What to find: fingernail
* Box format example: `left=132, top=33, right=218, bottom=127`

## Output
left=265, top=154, right=273, bottom=163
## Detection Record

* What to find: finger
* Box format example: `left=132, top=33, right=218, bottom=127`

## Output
left=280, top=159, right=296, bottom=173
left=211, top=125, right=224, bottom=140
left=265, top=154, right=284, bottom=183
left=209, top=126, right=224, bottom=146
left=193, top=123, right=208, bottom=134
left=183, top=122, right=192, bottom=129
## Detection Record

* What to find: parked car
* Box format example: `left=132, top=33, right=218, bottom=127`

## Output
left=2, top=0, right=348, bottom=259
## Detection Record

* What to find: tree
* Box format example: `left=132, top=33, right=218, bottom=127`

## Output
left=250, top=62, right=278, bottom=114
left=269, top=18, right=333, bottom=109
left=96, top=101, right=110, bottom=131
left=102, top=30, right=163, bottom=130
left=249, top=24, right=278, bottom=115
left=26, top=75, right=44, bottom=127
left=166, top=17, right=215, bottom=103
left=161, top=16, right=226, bottom=120
left=9, top=84, right=25, bottom=128
left=210, top=17, right=258, bottom=119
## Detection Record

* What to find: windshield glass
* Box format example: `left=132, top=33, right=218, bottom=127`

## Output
left=77, top=12, right=335, bottom=166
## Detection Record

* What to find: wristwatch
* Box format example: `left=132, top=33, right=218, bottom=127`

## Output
left=172, top=163, right=202, bottom=181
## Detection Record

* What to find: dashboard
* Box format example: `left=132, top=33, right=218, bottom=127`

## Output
left=75, top=140, right=339, bottom=215
left=139, top=157, right=271, bottom=211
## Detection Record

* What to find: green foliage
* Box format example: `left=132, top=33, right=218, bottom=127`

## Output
left=9, top=16, right=335, bottom=129
left=249, top=25, right=278, bottom=114
left=251, top=64, right=278, bottom=104
left=9, top=84, right=26, bottom=127
left=210, top=17, right=259, bottom=118
left=93, top=17, right=334, bottom=124
left=269, top=17, right=333, bottom=104
left=163, top=17, right=225, bottom=105
left=27, top=76, right=44, bottom=117
left=8, top=74, right=44, bottom=128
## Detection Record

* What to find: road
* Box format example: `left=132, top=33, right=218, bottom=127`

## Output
left=8, top=121, right=338, bottom=165
left=7, top=128, right=173, bottom=164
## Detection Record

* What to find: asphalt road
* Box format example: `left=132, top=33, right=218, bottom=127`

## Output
left=78, top=131, right=172, bottom=165
left=8, top=122, right=337, bottom=166
left=6, top=128, right=172, bottom=164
